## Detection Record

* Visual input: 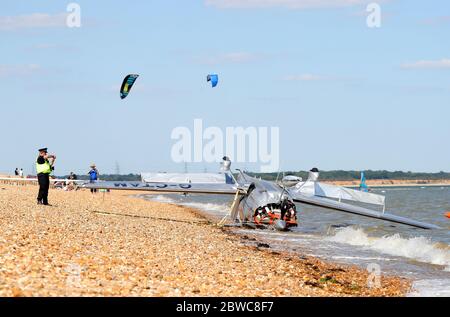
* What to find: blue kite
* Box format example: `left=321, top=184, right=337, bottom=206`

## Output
left=207, top=74, right=219, bottom=88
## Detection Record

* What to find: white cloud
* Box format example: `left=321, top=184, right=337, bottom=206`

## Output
left=282, top=74, right=330, bottom=81
left=420, top=16, right=450, bottom=26
left=194, top=52, right=261, bottom=65
left=0, top=13, right=67, bottom=31
left=26, top=43, right=79, bottom=53
left=205, top=0, right=373, bottom=9
left=0, top=64, right=42, bottom=76
left=401, top=59, right=450, bottom=70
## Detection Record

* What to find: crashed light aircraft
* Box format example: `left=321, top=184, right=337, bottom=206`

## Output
left=83, top=157, right=440, bottom=231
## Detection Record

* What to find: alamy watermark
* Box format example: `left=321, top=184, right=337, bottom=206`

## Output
left=65, top=263, right=82, bottom=288
left=366, top=3, right=382, bottom=28
left=171, top=119, right=280, bottom=172
left=367, top=263, right=381, bottom=288
left=66, top=3, right=81, bottom=28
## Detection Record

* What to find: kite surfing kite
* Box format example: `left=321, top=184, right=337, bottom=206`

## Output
left=120, top=74, right=139, bottom=99
left=207, top=74, right=219, bottom=88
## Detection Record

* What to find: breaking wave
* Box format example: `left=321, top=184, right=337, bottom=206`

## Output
left=143, top=195, right=229, bottom=215
left=409, top=279, right=450, bottom=297
left=328, top=227, right=450, bottom=270
left=181, top=202, right=230, bottom=215
left=143, top=195, right=176, bottom=204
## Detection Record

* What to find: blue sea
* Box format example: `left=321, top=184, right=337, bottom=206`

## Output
left=142, top=186, right=450, bottom=296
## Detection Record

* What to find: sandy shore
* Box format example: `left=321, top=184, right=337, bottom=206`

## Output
left=325, top=179, right=450, bottom=187
left=0, top=184, right=410, bottom=297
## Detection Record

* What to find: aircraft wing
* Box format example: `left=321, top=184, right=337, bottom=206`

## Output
left=292, top=180, right=385, bottom=206
left=290, top=192, right=440, bottom=230
left=82, top=181, right=240, bottom=195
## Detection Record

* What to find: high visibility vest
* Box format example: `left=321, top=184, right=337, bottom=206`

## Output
left=36, top=160, right=52, bottom=174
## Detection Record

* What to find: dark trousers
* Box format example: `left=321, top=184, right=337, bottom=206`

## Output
left=90, top=180, right=97, bottom=193
left=37, top=173, right=50, bottom=204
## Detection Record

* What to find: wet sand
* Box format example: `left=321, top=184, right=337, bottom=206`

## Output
left=0, top=184, right=410, bottom=296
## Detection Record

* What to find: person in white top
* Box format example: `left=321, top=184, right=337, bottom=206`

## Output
left=19, top=168, right=24, bottom=178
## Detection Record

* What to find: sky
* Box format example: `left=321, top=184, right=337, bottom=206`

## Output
left=1, top=0, right=449, bottom=175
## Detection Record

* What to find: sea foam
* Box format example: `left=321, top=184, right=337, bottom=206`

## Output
left=181, top=202, right=230, bottom=214
left=328, top=227, right=450, bottom=270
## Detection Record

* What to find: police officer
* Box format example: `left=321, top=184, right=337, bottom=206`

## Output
left=36, top=148, right=56, bottom=205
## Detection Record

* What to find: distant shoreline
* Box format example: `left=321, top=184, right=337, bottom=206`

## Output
left=1, top=174, right=450, bottom=188
left=323, top=179, right=450, bottom=188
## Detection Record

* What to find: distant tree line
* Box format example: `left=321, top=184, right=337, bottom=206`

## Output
left=62, top=171, right=450, bottom=181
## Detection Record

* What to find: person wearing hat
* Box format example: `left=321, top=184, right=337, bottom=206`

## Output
left=88, top=164, right=99, bottom=194
left=36, top=148, right=56, bottom=205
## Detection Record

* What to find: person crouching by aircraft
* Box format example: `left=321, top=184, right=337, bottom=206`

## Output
left=68, top=172, right=77, bottom=181
left=36, top=148, right=56, bottom=205
left=88, top=164, right=99, bottom=194
left=65, top=172, right=78, bottom=191
left=280, top=196, right=297, bottom=223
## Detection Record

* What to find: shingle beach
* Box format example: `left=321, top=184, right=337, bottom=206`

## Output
left=0, top=184, right=410, bottom=296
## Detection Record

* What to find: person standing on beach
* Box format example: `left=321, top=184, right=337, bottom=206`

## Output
left=14, top=168, right=19, bottom=176
left=19, top=168, right=24, bottom=178
left=88, top=164, right=99, bottom=194
left=36, top=148, right=56, bottom=205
